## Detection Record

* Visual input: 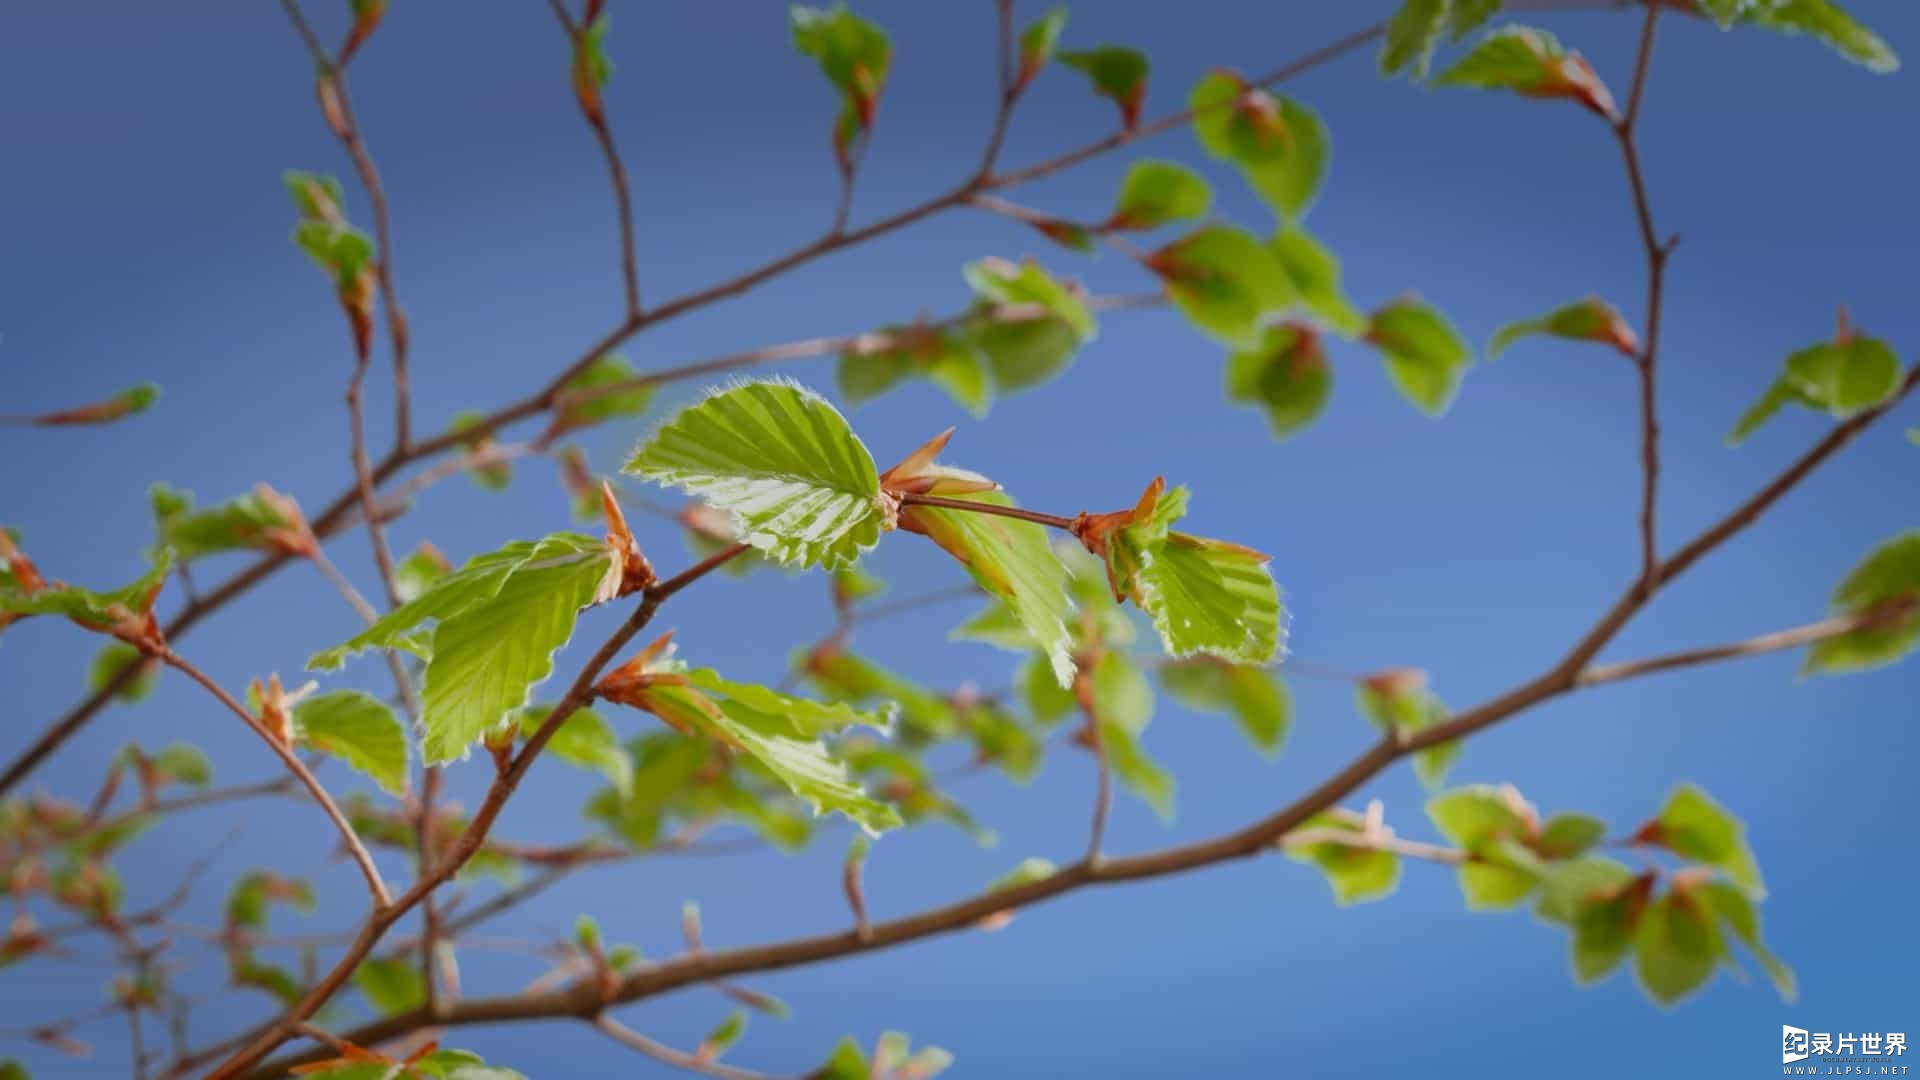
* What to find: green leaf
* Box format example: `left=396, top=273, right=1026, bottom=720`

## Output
left=23, top=382, right=161, bottom=427
left=1448, top=0, right=1503, bottom=41
left=1635, top=891, right=1721, bottom=1006
left=1022, top=652, right=1078, bottom=726
left=1489, top=296, right=1637, bottom=359
left=147, top=743, right=213, bottom=788
left=700, top=1011, right=748, bottom=1061
left=1286, top=813, right=1400, bottom=905
left=960, top=258, right=1096, bottom=391
left=802, top=648, right=958, bottom=740
left=1732, top=334, right=1901, bottom=446
left=838, top=326, right=990, bottom=418
left=1151, top=225, right=1295, bottom=348
left=684, top=668, right=895, bottom=737
left=1366, top=297, right=1472, bottom=416
left=1534, top=854, right=1633, bottom=924
left=159, top=489, right=297, bottom=561
left=516, top=704, right=632, bottom=797
left=1189, top=71, right=1331, bottom=220
left=1434, top=24, right=1616, bottom=118
left=624, top=380, right=884, bottom=569
left=899, top=490, right=1076, bottom=687
left=1107, top=159, right=1211, bottom=231
left=1571, top=882, right=1642, bottom=984
left=1357, top=676, right=1457, bottom=789
left=352, top=955, right=426, bottom=1016
left=989, top=856, right=1057, bottom=891
left=1740, top=0, right=1898, bottom=74
left=1536, top=811, right=1607, bottom=859
left=1159, top=657, right=1291, bottom=757
left=1270, top=229, right=1364, bottom=336
left=1696, top=881, right=1796, bottom=1001
left=1100, top=716, right=1174, bottom=821
left=225, top=871, right=315, bottom=930
left=1097, top=484, right=1285, bottom=664
left=1459, top=855, right=1538, bottom=911
left=549, top=354, right=654, bottom=436
left=394, top=542, right=452, bottom=604
left=1058, top=45, right=1149, bottom=128
left=1016, top=8, right=1069, bottom=87
left=1805, top=530, right=1920, bottom=675
left=89, top=642, right=157, bottom=704
left=791, top=4, right=893, bottom=136
left=309, top=532, right=619, bottom=764
left=450, top=411, right=512, bottom=492
left=1425, top=786, right=1524, bottom=849
left=292, top=690, right=409, bottom=797
left=0, top=551, right=172, bottom=631
left=1225, top=322, right=1332, bottom=440
left=1639, top=784, right=1765, bottom=899
left=1381, top=0, right=1449, bottom=78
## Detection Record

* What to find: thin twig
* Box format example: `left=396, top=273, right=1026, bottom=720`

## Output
left=592, top=1014, right=790, bottom=1080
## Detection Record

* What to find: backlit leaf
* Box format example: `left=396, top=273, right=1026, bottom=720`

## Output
left=1270, top=229, right=1364, bottom=336
left=516, top=704, right=632, bottom=797
left=1489, top=296, right=1638, bottom=359
left=1366, top=297, right=1472, bottom=417
left=1434, top=24, right=1617, bottom=119
left=1058, top=45, right=1148, bottom=129
left=1189, top=70, right=1330, bottom=220
left=1804, top=530, right=1920, bottom=675
left=960, top=258, right=1096, bottom=391
left=1106, top=159, right=1211, bottom=231
left=1150, top=225, right=1294, bottom=347
left=293, top=689, right=409, bottom=797
left=1286, top=812, right=1400, bottom=905
left=1225, top=322, right=1332, bottom=440
left=1159, top=657, right=1291, bottom=756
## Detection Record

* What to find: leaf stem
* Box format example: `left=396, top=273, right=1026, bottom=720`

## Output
left=897, top=492, right=1077, bottom=532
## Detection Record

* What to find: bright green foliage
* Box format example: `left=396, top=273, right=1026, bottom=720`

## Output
left=548, top=354, right=654, bottom=437
left=1093, top=483, right=1285, bottom=664
left=1533, top=853, right=1633, bottom=924
left=1728, top=332, right=1900, bottom=444
left=1489, top=296, right=1637, bottom=359
left=1697, top=880, right=1796, bottom=1000
left=394, top=542, right=451, bottom=603
left=1571, top=877, right=1645, bottom=984
left=1634, top=890, right=1721, bottom=1006
left=841, top=736, right=993, bottom=842
left=89, top=642, right=156, bottom=704
left=0, top=551, right=171, bottom=630
left=1016, top=8, right=1068, bottom=88
left=292, top=689, right=409, bottom=797
left=226, top=871, right=315, bottom=929
left=817, top=1033, right=954, bottom=1080
left=1159, top=656, right=1291, bottom=756
left=617, top=657, right=902, bottom=836
left=802, top=647, right=959, bottom=741
left=1357, top=675, right=1457, bottom=789
left=1536, top=812, right=1606, bottom=859
left=1434, top=25, right=1615, bottom=118
left=516, top=704, right=633, bottom=796
left=159, top=488, right=296, bottom=560
left=838, top=325, right=990, bottom=417
left=309, top=532, right=620, bottom=763
left=700, top=1011, right=748, bottom=1062
left=1057, top=45, right=1149, bottom=128
left=1271, top=229, right=1364, bottom=336
left=1090, top=652, right=1173, bottom=819
left=1636, top=784, right=1765, bottom=898
left=791, top=4, right=892, bottom=156
left=990, top=856, right=1057, bottom=892
left=1225, top=323, right=1332, bottom=440
left=624, top=380, right=884, bottom=569
left=285, top=170, right=372, bottom=287
left=1381, top=0, right=1450, bottom=78
left=1720, top=0, right=1898, bottom=73
left=122, top=742, right=213, bottom=789
left=1107, top=160, right=1211, bottom=231
left=1426, top=786, right=1542, bottom=910
left=1286, top=812, right=1400, bottom=905
left=1366, top=297, right=1472, bottom=417
left=298, top=1048, right=525, bottom=1080
left=1151, top=225, right=1294, bottom=347
left=900, top=490, right=1076, bottom=688
left=960, top=258, right=1096, bottom=392
left=1805, top=530, right=1920, bottom=675
left=0, top=1059, right=25, bottom=1079
left=1189, top=71, right=1330, bottom=220
left=352, top=955, right=426, bottom=1016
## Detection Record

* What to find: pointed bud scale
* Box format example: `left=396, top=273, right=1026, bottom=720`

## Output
left=254, top=484, right=317, bottom=558
left=1361, top=667, right=1428, bottom=701
left=341, top=0, right=387, bottom=65
left=878, top=428, right=1000, bottom=498
left=1071, top=476, right=1165, bottom=602
left=598, top=481, right=654, bottom=599
left=316, top=72, right=350, bottom=140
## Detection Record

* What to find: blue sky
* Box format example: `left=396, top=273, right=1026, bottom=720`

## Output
left=2, top=2, right=1916, bottom=1077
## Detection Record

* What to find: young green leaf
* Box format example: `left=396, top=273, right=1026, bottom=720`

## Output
left=1149, top=225, right=1295, bottom=347
left=1536, top=812, right=1607, bottom=859
left=309, top=532, right=623, bottom=763
left=1015, top=8, right=1069, bottom=91
left=225, top=871, right=316, bottom=930
left=18, top=382, right=161, bottom=427
left=545, top=354, right=654, bottom=440
left=1696, top=880, right=1796, bottom=1001
left=1270, top=229, right=1364, bottom=336
left=1633, top=784, right=1765, bottom=898
left=838, top=325, right=990, bottom=418
left=990, top=856, right=1058, bottom=892
left=959, top=258, right=1096, bottom=391
left=1357, top=670, right=1458, bottom=789
left=292, top=690, right=409, bottom=797
left=450, top=411, right=513, bottom=492
left=1729, top=331, right=1902, bottom=443
left=1189, top=71, right=1331, bottom=220
left=1106, top=160, right=1211, bottom=231
left=1285, top=812, right=1400, bottom=905
left=0, top=550, right=172, bottom=633
left=700, top=1011, right=748, bottom=1062
left=1634, top=890, right=1721, bottom=1006
left=1571, top=876, right=1649, bottom=984
left=1099, top=716, right=1174, bottom=821
left=1489, top=296, right=1638, bottom=359
left=89, top=642, right=157, bottom=704
left=1435, top=25, right=1617, bottom=119
left=1057, top=45, right=1149, bottom=129
left=791, top=4, right=892, bottom=163
left=394, top=542, right=452, bottom=604
left=1225, top=322, right=1332, bottom=440
left=352, top=955, right=426, bottom=1016
left=1803, top=530, right=1920, bottom=675
left=1159, top=657, right=1292, bottom=757
left=1381, top=0, right=1449, bottom=78
left=1736, top=0, right=1898, bottom=74
left=1365, top=297, right=1472, bottom=417
left=516, top=704, right=633, bottom=797
left=624, top=380, right=884, bottom=569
